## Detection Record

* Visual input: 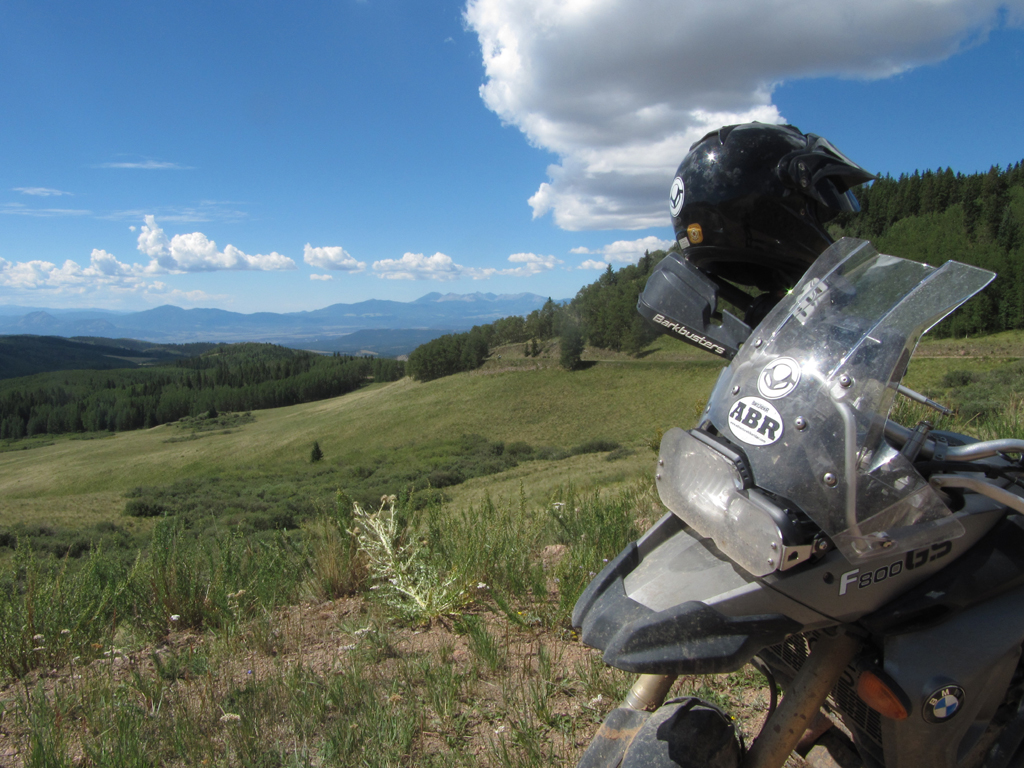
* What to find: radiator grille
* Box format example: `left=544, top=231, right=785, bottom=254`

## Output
left=761, top=633, right=883, bottom=752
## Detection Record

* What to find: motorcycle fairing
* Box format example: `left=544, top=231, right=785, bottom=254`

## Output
left=572, top=513, right=826, bottom=675
left=877, top=581, right=1024, bottom=767
left=705, top=238, right=995, bottom=563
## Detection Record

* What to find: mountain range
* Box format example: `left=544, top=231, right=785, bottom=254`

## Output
left=0, top=292, right=558, bottom=353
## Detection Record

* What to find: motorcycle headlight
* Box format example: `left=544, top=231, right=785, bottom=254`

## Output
left=657, top=428, right=810, bottom=576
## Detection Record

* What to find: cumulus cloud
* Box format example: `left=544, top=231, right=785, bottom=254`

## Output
left=372, top=252, right=464, bottom=281
left=1, top=250, right=143, bottom=291
left=465, top=252, right=562, bottom=279
left=303, top=244, right=366, bottom=273
left=465, top=0, right=1024, bottom=230
left=372, top=250, right=562, bottom=281
left=136, top=215, right=295, bottom=272
left=310, top=274, right=334, bottom=281
left=0, top=250, right=220, bottom=305
left=0, top=216, right=288, bottom=303
left=573, top=236, right=675, bottom=268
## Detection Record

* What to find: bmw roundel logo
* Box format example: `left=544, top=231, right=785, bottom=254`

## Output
left=924, top=685, right=965, bottom=723
left=669, top=176, right=685, bottom=218
left=757, top=357, right=801, bottom=400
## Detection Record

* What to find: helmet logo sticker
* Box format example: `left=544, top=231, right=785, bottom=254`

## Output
left=728, top=397, right=783, bottom=446
left=686, top=223, right=703, bottom=244
left=669, top=176, right=685, bottom=217
left=923, top=685, right=965, bottom=723
left=757, top=357, right=801, bottom=399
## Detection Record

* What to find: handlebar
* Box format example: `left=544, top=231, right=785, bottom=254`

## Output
left=884, top=421, right=1024, bottom=462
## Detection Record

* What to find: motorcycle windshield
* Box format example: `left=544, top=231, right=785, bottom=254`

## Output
left=706, top=238, right=995, bottom=563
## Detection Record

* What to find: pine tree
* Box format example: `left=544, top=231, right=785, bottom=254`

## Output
left=310, top=441, right=324, bottom=463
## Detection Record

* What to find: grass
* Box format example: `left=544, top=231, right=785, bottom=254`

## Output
left=0, top=356, right=720, bottom=535
left=0, top=333, right=1019, bottom=766
left=0, top=480, right=651, bottom=766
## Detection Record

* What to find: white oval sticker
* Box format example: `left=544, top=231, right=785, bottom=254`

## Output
left=669, top=176, right=685, bottom=217
left=757, top=357, right=801, bottom=399
left=727, top=397, right=784, bottom=446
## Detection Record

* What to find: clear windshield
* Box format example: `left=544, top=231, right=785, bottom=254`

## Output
left=706, top=238, right=995, bottom=562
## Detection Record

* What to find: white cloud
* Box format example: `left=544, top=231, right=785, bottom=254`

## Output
left=465, top=0, right=1024, bottom=230
left=136, top=215, right=296, bottom=272
left=573, top=236, right=676, bottom=268
left=88, top=249, right=134, bottom=277
left=465, top=252, right=562, bottom=279
left=14, top=187, right=72, bottom=197
left=371, top=250, right=562, bottom=281
left=0, top=250, right=141, bottom=291
left=0, top=250, right=220, bottom=305
left=372, top=252, right=464, bottom=281
left=310, top=274, right=334, bottom=281
left=303, top=244, right=366, bottom=273
left=137, top=216, right=171, bottom=259
left=0, top=217, right=286, bottom=303
left=95, top=159, right=190, bottom=170
left=1, top=202, right=91, bottom=217
left=105, top=203, right=248, bottom=223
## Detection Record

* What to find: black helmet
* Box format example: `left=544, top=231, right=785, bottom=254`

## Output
left=669, top=122, right=875, bottom=291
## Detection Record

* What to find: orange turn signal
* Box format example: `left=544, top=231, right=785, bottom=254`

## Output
left=856, top=670, right=910, bottom=720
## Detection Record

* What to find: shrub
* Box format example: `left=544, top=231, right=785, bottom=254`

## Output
left=942, top=369, right=977, bottom=387
left=559, top=323, right=585, bottom=371
left=350, top=497, right=468, bottom=621
left=124, top=499, right=168, bottom=518
left=506, top=441, right=535, bottom=458
left=570, top=439, right=620, bottom=455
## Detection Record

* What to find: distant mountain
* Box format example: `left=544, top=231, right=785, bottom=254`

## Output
left=0, top=292, right=561, bottom=346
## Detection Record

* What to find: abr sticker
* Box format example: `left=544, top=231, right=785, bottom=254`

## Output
left=727, top=397, right=784, bottom=446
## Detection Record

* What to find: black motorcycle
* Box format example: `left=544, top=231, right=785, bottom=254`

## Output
left=574, top=238, right=1024, bottom=768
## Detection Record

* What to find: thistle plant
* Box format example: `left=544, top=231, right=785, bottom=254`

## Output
left=349, top=495, right=467, bottom=622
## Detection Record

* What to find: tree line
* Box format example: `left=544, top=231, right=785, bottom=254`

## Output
left=406, top=251, right=668, bottom=382
left=0, top=344, right=404, bottom=440
left=833, top=160, right=1024, bottom=337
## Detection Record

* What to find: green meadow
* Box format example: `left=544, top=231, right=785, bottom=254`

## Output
left=0, top=333, right=1019, bottom=767
left=0, top=338, right=723, bottom=530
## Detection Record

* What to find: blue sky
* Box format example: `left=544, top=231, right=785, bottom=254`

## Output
left=1, top=0, right=1022, bottom=314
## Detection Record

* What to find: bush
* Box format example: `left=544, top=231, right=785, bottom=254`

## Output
left=570, top=439, right=620, bottom=455
left=506, top=441, right=535, bottom=458
left=426, top=469, right=465, bottom=488
left=942, top=370, right=977, bottom=387
left=124, top=499, right=168, bottom=518
left=559, top=323, right=585, bottom=371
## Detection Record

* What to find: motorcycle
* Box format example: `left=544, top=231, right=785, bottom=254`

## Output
left=573, top=237, right=1024, bottom=768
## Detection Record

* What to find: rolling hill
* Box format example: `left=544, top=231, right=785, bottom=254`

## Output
left=0, top=335, right=216, bottom=380
left=0, top=337, right=725, bottom=531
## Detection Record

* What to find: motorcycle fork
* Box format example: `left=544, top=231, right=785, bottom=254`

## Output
left=744, top=630, right=862, bottom=768
left=623, top=674, right=678, bottom=712
left=614, top=631, right=863, bottom=768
